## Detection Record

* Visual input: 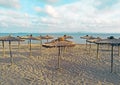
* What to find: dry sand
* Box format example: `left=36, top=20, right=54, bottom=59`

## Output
left=0, top=42, right=120, bottom=85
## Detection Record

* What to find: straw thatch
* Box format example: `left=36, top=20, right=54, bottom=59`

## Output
left=80, top=35, right=95, bottom=39
left=42, top=39, right=76, bottom=69
left=20, top=34, right=41, bottom=56
left=95, top=38, right=120, bottom=73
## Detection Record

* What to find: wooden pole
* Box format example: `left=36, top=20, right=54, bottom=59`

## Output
left=85, top=40, right=87, bottom=49
left=2, top=41, right=5, bottom=57
left=18, top=41, right=20, bottom=52
left=58, top=46, right=61, bottom=69
left=118, top=45, right=120, bottom=56
left=89, top=43, right=91, bottom=54
left=28, top=40, right=29, bottom=47
left=111, top=45, right=114, bottom=73
left=9, top=41, right=13, bottom=65
left=30, top=39, right=32, bottom=56
left=96, top=44, right=99, bottom=59
left=39, top=39, right=42, bottom=57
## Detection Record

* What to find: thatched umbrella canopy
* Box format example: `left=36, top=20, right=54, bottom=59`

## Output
left=63, top=35, right=73, bottom=39
left=20, top=34, right=41, bottom=56
left=80, top=35, right=95, bottom=39
left=86, top=37, right=102, bottom=43
left=86, top=37, right=102, bottom=54
left=40, top=35, right=54, bottom=42
left=0, top=35, right=24, bottom=65
left=95, top=38, right=120, bottom=73
left=80, top=35, right=96, bottom=49
left=42, top=37, right=76, bottom=69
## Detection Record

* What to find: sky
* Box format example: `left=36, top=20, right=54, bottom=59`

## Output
left=0, top=0, right=120, bottom=33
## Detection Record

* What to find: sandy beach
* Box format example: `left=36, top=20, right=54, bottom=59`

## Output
left=0, top=42, right=120, bottom=85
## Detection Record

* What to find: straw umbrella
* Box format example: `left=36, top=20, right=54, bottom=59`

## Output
left=20, top=34, right=41, bottom=56
left=86, top=37, right=102, bottom=56
left=80, top=35, right=95, bottom=49
left=41, top=35, right=54, bottom=43
left=63, top=35, right=73, bottom=39
left=96, top=38, right=120, bottom=73
left=42, top=37, right=76, bottom=69
left=0, top=35, right=24, bottom=65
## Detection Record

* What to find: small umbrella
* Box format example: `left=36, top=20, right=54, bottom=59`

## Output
left=42, top=37, right=75, bottom=69
left=63, top=35, right=73, bottom=39
left=80, top=35, right=95, bottom=49
left=86, top=37, right=102, bottom=54
left=86, top=37, right=102, bottom=55
left=0, top=35, right=24, bottom=65
left=20, top=34, right=41, bottom=56
left=41, top=35, right=54, bottom=42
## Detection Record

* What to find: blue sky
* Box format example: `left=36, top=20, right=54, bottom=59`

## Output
left=0, top=0, right=120, bottom=33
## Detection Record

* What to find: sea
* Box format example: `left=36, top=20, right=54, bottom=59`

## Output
left=0, top=32, right=120, bottom=44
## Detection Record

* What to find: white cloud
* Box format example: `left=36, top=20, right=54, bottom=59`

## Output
left=0, top=0, right=120, bottom=33
left=45, top=5, right=59, bottom=17
left=0, top=0, right=20, bottom=9
left=44, top=0, right=120, bottom=33
left=36, top=0, right=59, bottom=4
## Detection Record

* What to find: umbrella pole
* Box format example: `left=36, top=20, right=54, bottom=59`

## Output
left=96, top=44, right=99, bottom=59
left=9, top=41, right=13, bottom=65
left=118, top=45, right=120, bottom=56
left=40, top=40, right=42, bottom=57
left=18, top=41, right=20, bottom=52
left=28, top=40, right=29, bottom=48
left=89, top=43, right=91, bottom=54
left=58, top=46, right=61, bottom=69
left=30, top=39, right=32, bottom=57
left=111, top=45, right=114, bottom=73
left=85, top=40, right=87, bottom=50
left=2, top=41, right=5, bottom=57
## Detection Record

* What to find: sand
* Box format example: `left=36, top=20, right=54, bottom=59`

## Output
left=0, top=42, right=120, bottom=85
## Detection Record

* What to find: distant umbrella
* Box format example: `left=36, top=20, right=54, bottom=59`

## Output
left=20, top=34, right=40, bottom=56
left=63, top=35, right=73, bottom=39
left=80, top=35, right=96, bottom=49
left=0, top=35, right=24, bottom=65
left=41, top=35, right=54, bottom=42
left=86, top=37, right=102, bottom=56
left=42, top=37, right=76, bottom=69
left=80, top=35, right=95, bottom=39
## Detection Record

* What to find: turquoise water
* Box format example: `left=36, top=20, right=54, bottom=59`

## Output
left=0, top=32, right=120, bottom=44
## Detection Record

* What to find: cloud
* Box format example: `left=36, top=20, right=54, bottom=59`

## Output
left=0, top=0, right=20, bottom=9
left=36, top=0, right=59, bottom=4
left=45, top=5, right=59, bottom=17
left=34, top=5, right=59, bottom=18
left=36, top=0, right=120, bottom=32
left=0, top=0, right=120, bottom=33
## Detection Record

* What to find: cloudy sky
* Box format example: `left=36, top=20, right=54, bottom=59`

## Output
left=0, top=0, right=120, bottom=33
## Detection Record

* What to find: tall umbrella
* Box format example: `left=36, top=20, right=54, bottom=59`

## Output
left=0, top=35, right=24, bottom=65
left=20, top=34, right=41, bottom=56
left=36, top=35, right=43, bottom=57
left=42, top=37, right=76, bottom=69
left=96, top=38, right=120, bottom=73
